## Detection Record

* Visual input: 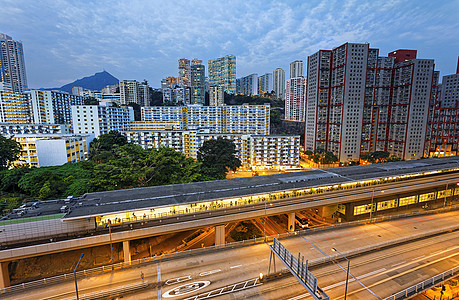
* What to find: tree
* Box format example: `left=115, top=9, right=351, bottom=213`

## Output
left=128, top=103, right=141, bottom=121
left=84, top=96, right=99, bottom=105
left=0, top=167, right=32, bottom=193
left=322, top=151, right=339, bottom=164
left=151, top=91, right=163, bottom=106
left=197, top=138, right=241, bottom=180
left=0, top=136, right=21, bottom=170
left=90, top=144, right=201, bottom=191
left=89, top=131, right=127, bottom=162
left=18, top=168, right=66, bottom=199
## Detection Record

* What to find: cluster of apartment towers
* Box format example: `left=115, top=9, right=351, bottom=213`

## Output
left=0, top=34, right=298, bottom=169
left=1, top=31, right=458, bottom=166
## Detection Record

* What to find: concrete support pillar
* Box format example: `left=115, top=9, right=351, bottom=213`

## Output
left=123, top=240, right=131, bottom=262
left=0, top=262, right=10, bottom=289
left=215, top=225, right=225, bottom=246
left=288, top=212, right=295, bottom=232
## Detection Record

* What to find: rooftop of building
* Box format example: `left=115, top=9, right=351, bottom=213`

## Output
left=2, top=156, right=458, bottom=224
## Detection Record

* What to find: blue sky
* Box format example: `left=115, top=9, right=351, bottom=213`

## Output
left=1, top=0, right=458, bottom=88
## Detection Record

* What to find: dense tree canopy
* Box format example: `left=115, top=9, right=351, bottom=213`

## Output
left=89, top=130, right=128, bottom=162
left=305, top=149, right=339, bottom=164
left=90, top=144, right=201, bottom=191
left=197, top=138, right=241, bottom=180
left=0, top=136, right=21, bottom=170
left=361, top=151, right=401, bottom=164
left=84, top=96, right=99, bottom=105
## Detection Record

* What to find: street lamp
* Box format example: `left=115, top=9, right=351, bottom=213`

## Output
left=108, top=219, right=113, bottom=266
left=74, top=253, right=84, bottom=300
left=332, top=248, right=350, bottom=300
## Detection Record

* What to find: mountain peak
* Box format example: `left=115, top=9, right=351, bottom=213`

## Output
left=58, top=71, right=119, bottom=93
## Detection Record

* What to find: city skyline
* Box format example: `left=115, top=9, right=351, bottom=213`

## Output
left=1, top=0, right=458, bottom=88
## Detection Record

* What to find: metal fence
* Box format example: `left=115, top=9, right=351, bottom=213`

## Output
left=1, top=205, right=458, bottom=296
left=383, top=266, right=459, bottom=300
left=270, top=237, right=322, bottom=298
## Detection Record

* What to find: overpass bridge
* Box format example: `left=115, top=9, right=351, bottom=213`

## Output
left=1, top=157, right=459, bottom=288
left=1, top=209, right=458, bottom=299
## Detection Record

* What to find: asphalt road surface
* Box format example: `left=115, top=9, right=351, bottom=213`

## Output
left=5, top=210, right=459, bottom=300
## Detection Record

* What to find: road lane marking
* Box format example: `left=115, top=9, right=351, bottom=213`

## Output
left=412, top=255, right=425, bottom=260
left=199, top=269, right=221, bottom=276
left=286, top=294, right=307, bottom=300
left=341, top=250, right=459, bottom=299
left=230, top=265, right=242, bottom=269
left=391, top=261, right=405, bottom=267
left=323, top=268, right=386, bottom=291
left=163, top=281, right=211, bottom=298
left=165, top=275, right=192, bottom=285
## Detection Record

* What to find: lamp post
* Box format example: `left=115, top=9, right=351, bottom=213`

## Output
left=74, top=253, right=84, bottom=300
left=332, top=248, right=350, bottom=300
left=108, top=219, right=113, bottom=267
left=264, top=198, right=267, bottom=241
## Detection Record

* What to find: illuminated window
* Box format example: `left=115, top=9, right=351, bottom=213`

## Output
left=377, top=199, right=397, bottom=211
left=399, top=195, right=417, bottom=206
left=419, top=192, right=435, bottom=202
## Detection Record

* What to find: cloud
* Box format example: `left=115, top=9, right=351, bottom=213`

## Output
left=0, top=0, right=457, bottom=87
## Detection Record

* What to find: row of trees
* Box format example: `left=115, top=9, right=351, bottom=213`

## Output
left=0, top=132, right=241, bottom=211
left=304, top=149, right=402, bottom=165
left=304, top=149, right=339, bottom=164
left=360, top=151, right=401, bottom=163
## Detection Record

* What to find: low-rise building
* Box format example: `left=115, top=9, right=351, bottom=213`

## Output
left=123, top=129, right=299, bottom=169
left=8, top=134, right=92, bottom=167
left=0, top=123, right=70, bottom=135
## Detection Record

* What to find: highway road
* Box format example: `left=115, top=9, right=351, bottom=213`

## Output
left=4, top=210, right=459, bottom=300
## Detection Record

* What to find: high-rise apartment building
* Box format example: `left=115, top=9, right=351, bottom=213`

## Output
left=425, top=59, right=459, bottom=157
left=273, top=67, right=285, bottom=100
left=191, top=59, right=205, bottom=105
left=27, top=90, right=85, bottom=124
left=160, top=79, right=168, bottom=90
left=305, top=42, right=436, bottom=162
left=119, top=80, right=150, bottom=107
left=237, top=74, right=258, bottom=96
left=285, top=77, right=306, bottom=122
left=290, top=60, right=304, bottom=79
left=0, top=88, right=29, bottom=123
left=162, top=87, right=190, bottom=104
left=258, top=73, right=273, bottom=95
left=209, top=86, right=224, bottom=106
left=208, top=55, right=236, bottom=94
left=161, top=77, right=178, bottom=90
left=72, top=86, right=85, bottom=96
left=71, top=102, right=134, bottom=137
left=0, top=33, right=28, bottom=92
left=178, top=58, right=191, bottom=88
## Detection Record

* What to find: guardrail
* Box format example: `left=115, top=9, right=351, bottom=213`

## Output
left=383, top=266, right=459, bottom=300
left=1, top=204, right=458, bottom=296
